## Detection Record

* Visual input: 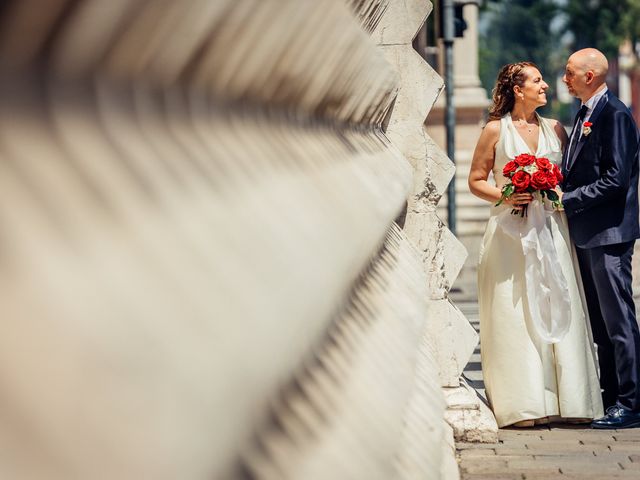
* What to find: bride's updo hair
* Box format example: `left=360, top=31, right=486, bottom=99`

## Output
left=488, top=61, right=539, bottom=120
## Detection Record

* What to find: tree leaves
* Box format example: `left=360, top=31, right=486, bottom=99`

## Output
left=563, top=0, right=640, bottom=57
left=479, top=0, right=562, bottom=118
left=495, top=183, right=515, bottom=206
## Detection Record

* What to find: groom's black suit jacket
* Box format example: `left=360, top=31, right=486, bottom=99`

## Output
left=561, top=91, right=640, bottom=248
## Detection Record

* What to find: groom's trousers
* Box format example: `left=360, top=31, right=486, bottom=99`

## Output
left=576, top=241, right=640, bottom=412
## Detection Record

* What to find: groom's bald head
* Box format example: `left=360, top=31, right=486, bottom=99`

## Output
left=569, top=48, right=608, bottom=80
left=563, top=48, right=608, bottom=102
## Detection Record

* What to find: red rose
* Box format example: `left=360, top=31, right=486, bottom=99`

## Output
left=511, top=170, right=531, bottom=192
left=553, top=164, right=563, bottom=183
left=531, top=170, right=551, bottom=190
left=545, top=171, right=558, bottom=188
left=502, top=160, right=518, bottom=177
left=514, top=153, right=535, bottom=166
left=583, top=121, right=593, bottom=128
left=535, top=157, right=552, bottom=171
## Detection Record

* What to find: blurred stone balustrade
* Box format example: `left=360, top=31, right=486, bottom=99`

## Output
left=0, top=1, right=492, bottom=479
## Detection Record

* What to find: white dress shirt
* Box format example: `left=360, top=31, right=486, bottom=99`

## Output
left=570, top=85, right=608, bottom=143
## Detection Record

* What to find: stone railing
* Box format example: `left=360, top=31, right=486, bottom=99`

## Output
left=0, top=1, right=494, bottom=479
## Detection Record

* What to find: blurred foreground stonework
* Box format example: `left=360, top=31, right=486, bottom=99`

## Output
left=0, top=1, right=495, bottom=479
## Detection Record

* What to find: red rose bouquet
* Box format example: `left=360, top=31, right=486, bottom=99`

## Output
left=496, top=153, right=563, bottom=216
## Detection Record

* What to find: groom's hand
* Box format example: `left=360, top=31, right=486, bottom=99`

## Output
left=555, top=188, right=564, bottom=210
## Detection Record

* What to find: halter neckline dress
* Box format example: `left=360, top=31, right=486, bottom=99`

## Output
left=477, top=113, right=603, bottom=427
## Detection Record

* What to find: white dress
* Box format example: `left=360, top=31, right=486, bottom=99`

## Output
left=478, top=113, right=604, bottom=427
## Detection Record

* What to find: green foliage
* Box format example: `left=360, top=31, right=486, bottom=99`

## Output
left=479, top=0, right=565, bottom=119
left=546, top=190, right=559, bottom=202
left=479, top=0, right=640, bottom=123
left=622, top=0, right=640, bottom=47
left=564, top=0, right=640, bottom=56
left=495, top=183, right=515, bottom=206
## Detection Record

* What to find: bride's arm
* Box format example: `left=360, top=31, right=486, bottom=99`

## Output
left=553, top=119, right=569, bottom=151
left=468, top=120, right=502, bottom=203
left=468, top=120, right=531, bottom=207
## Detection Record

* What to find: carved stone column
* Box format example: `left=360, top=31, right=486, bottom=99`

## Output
left=426, top=3, right=492, bottom=301
left=374, top=0, right=497, bottom=443
left=0, top=0, right=485, bottom=478
left=419, top=2, right=498, bottom=442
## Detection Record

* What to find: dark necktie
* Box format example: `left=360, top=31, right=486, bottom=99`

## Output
left=567, top=105, right=588, bottom=160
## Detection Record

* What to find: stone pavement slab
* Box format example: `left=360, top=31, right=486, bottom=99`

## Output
left=455, top=300, right=640, bottom=479
left=456, top=302, right=640, bottom=480
left=457, top=424, right=640, bottom=479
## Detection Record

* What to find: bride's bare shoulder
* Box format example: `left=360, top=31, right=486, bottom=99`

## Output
left=474, top=119, right=501, bottom=154
left=545, top=117, right=569, bottom=144
left=541, top=116, right=562, bottom=127
left=481, top=119, right=501, bottom=137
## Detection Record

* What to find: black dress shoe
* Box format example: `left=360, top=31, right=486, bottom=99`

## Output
left=591, top=405, right=640, bottom=429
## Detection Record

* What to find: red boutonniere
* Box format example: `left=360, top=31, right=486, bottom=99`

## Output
left=582, top=121, right=593, bottom=137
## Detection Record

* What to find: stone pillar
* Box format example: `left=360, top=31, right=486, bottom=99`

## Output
left=418, top=2, right=497, bottom=442
left=377, top=1, right=496, bottom=443
left=425, top=3, right=491, bottom=301
left=451, top=5, right=487, bottom=108
left=0, top=0, right=490, bottom=479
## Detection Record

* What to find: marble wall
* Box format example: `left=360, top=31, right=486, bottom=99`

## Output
left=0, top=1, right=488, bottom=478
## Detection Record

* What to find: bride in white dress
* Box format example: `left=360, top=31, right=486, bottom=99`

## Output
left=469, top=62, right=604, bottom=428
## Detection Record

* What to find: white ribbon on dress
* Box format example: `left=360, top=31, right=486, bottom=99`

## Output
left=496, top=198, right=571, bottom=343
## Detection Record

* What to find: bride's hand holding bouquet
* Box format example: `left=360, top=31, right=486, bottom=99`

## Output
left=496, top=153, right=563, bottom=216
left=502, top=191, right=533, bottom=213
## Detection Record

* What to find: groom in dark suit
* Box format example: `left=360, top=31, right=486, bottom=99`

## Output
left=561, top=48, right=640, bottom=429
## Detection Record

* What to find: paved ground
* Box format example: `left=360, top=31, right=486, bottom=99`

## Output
left=454, top=301, right=640, bottom=480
